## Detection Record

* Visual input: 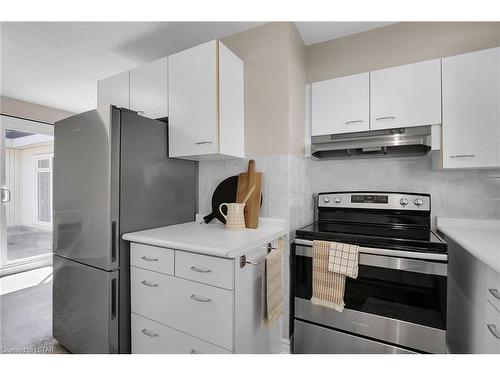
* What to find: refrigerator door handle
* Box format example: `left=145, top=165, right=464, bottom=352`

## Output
left=111, top=278, right=117, bottom=320
left=111, top=221, right=117, bottom=262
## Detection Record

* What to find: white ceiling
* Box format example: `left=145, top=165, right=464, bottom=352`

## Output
left=294, top=22, right=395, bottom=45
left=0, top=22, right=395, bottom=114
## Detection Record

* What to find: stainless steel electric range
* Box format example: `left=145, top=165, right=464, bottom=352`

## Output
left=291, top=191, right=448, bottom=354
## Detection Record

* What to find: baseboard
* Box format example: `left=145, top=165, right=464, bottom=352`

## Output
left=0, top=256, right=52, bottom=277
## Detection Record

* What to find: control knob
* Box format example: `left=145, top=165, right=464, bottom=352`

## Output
left=414, top=198, right=424, bottom=206
left=322, top=196, right=330, bottom=203
left=334, top=197, right=341, bottom=204
left=400, top=198, right=409, bottom=206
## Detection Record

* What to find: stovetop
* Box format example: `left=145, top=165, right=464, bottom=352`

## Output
left=296, top=221, right=448, bottom=254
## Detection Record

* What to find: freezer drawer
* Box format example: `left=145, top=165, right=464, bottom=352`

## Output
left=293, top=319, right=415, bottom=354
left=131, top=313, right=231, bottom=354
left=53, top=255, right=119, bottom=353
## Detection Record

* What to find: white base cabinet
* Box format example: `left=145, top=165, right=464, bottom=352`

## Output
left=442, top=47, right=500, bottom=169
left=129, top=242, right=282, bottom=354
left=445, top=236, right=500, bottom=353
left=131, top=313, right=231, bottom=354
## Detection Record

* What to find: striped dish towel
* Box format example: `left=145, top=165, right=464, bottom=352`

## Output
left=311, top=240, right=359, bottom=312
left=263, top=241, right=283, bottom=326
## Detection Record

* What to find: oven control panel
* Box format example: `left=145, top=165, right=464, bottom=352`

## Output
left=318, top=192, right=430, bottom=211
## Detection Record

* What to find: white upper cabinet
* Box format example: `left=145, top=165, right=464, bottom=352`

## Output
left=168, top=40, right=244, bottom=160
left=129, top=57, right=168, bottom=120
left=97, top=70, right=130, bottom=109
left=311, top=72, right=369, bottom=136
left=442, top=47, right=500, bottom=169
left=97, top=57, right=168, bottom=120
left=370, top=59, right=442, bottom=130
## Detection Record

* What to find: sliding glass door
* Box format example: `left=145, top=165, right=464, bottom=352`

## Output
left=0, top=115, right=54, bottom=275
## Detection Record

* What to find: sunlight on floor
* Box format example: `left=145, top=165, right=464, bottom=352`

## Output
left=0, top=266, right=53, bottom=295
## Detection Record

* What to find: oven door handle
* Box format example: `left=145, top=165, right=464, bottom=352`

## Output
left=294, top=239, right=448, bottom=262
left=294, top=241, right=447, bottom=277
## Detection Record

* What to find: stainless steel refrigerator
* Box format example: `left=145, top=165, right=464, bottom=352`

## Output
left=52, top=106, right=197, bottom=353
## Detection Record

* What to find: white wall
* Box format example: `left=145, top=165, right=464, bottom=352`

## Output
left=19, top=144, right=54, bottom=229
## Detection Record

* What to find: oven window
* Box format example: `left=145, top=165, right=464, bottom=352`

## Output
left=294, top=254, right=446, bottom=330
left=345, top=265, right=446, bottom=330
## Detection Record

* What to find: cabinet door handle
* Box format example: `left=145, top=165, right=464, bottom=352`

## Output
left=345, top=120, right=364, bottom=125
left=141, top=328, right=159, bottom=338
left=1, top=188, right=11, bottom=203
left=449, top=154, right=475, bottom=159
left=141, top=256, right=159, bottom=262
left=375, top=116, right=396, bottom=121
left=195, top=141, right=213, bottom=145
left=190, top=266, right=212, bottom=273
left=141, top=280, right=159, bottom=287
left=487, top=324, right=500, bottom=339
left=190, top=294, right=212, bottom=303
left=489, top=288, right=500, bottom=300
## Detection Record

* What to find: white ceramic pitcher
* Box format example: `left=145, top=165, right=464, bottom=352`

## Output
left=219, top=203, right=246, bottom=231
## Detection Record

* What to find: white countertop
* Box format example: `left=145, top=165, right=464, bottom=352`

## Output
left=437, top=217, right=500, bottom=274
left=122, top=217, right=287, bottom=259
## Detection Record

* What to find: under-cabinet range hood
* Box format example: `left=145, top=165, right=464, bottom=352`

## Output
left=311, top=125, right=432, bottom=160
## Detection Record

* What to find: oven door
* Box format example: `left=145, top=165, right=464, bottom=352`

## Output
left=292, top=240, right=447, bottom=354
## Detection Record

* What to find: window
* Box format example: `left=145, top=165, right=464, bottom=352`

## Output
left=34, top=155, right=53, bottom=225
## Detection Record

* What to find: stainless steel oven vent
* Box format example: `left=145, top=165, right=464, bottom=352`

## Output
left=311, top=126, right=432, bottom=160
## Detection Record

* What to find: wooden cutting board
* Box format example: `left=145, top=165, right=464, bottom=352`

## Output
left=236, top=160, right=262, bottom=229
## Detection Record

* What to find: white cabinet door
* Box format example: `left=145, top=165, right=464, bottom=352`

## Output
left=218, top=41, right=245, bottom=158
left=484, top=301, right=500, bottom=354
left=312, top=73, right=369, bottom=135
left=129, top=57, right=168, bottom=120
left=168, top=40, right=218, bottom=158
left=131, top=313, right=231, bottom=354
left=370, top=59, right=441, bottom=130
left=442, top=47, right=500, bottom=169
left=97, top=70, right=130, bottom=109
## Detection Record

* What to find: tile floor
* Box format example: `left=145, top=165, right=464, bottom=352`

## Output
left=7, top=226, right=52, bottom=261
left=0, top=266, right=67, bottom=354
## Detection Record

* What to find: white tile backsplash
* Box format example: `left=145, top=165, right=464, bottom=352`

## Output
left=308, top=154, right=500, bottom=227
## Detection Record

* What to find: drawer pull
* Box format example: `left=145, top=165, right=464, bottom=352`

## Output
left=345, top=120, right=364, bottom=125
left=141, top=256, right=159, bottom=262
left=141, top=328, right=159, bottom=338
left=141, top=280, right=159, bottom=287
left=488, top=288, right=500, bottom=300
left=449, top=154, right=475, bottom=159
left=195, top=141, right=213, bottom=145
left=190, top=266, right=212, bottom=273
left=487, top=324, right=500, bottom=340
left=375, top=116, right=396, bottom=121
left=190, top=294, right=212, bottom=303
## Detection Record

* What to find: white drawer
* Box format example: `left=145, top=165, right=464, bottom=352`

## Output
left=484, top=301, right=500, bottom=354
left=486, top=267, right=500, bottom=313
left=175, top=251, right=234, bottom=290
left=131, top=313, right=231, bottom=354
left=131, top=266, right=234, bottom=350
left=130, top=243, right=174, bottom=275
